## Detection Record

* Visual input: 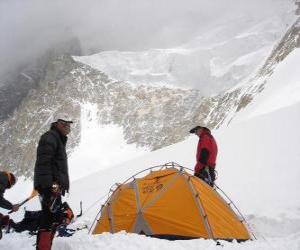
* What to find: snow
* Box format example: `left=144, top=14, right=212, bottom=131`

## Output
left=209, top=47, right=271, bottom=79
left=217, top=102, right=300, bottom=218
left=2, top=52, right=300, bottom=250
left=2, top=94, right=300, bottom=248
left=234, top=50, right=300, bottom=122
left=1, top=2, right=300, bottom=249
left=73, top=4, right=296, bottom=95
left=68, top=102, right=149, bottom=181
left=3, top=229, right=300, bottom=250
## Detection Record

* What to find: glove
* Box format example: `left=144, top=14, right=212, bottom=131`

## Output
left=11, top=204, right=20, bottom=212
left=203, top=167, right=213, bottom=185
left=51, top=183, right=61, bottom=194
left=62, top=217, right=71, bottom=225
left=49, top=183, right=62, bottom=213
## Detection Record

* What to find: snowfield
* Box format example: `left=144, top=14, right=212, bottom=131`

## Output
left=1, top=88, right=300, bottom=249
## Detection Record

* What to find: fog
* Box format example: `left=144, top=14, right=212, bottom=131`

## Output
left=0, top=0, right=294, bottom=79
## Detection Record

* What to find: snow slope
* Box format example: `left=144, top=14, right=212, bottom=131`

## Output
left=74, top=1, right=296, bottom=95
left=68, top=102, right=148, bottom=181
left=234, top=49, right=300, bottom=122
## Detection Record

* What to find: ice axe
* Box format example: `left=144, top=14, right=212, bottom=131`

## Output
left=76, top=201, right=83, bottom=218
left=204, top=167, right=213, bottom=186
left=8, top=189, right=38, bottom=214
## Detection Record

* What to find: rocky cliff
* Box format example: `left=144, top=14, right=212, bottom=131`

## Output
left=1, top=14, right=299, bottom=177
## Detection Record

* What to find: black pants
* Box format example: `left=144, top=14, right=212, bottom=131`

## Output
left=38, top=188, right=62, bottom=231
left=36, top=189, right=62, bottom=249
left=194, top=167, right=216, bottom=186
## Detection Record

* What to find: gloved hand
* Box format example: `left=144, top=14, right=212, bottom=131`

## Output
left=62, top=217, right=71, bottom=225
left=204, top=167, right=214, bottom=186
left=11, top=204, right=20, bottom=212
left=49, top=183, right=62, bottom=213
left=51, top=183, right=61, bottom=194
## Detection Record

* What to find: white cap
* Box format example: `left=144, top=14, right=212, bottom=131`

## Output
left=54, top=112, right=73, bottom=123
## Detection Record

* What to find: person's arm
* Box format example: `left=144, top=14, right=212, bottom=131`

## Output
left=0, top=193, right=13, bottom=210
left=199, top=148, right=209, bottom=165
left=34, top=133, right=57, bottom=189
left=197, top=134, right=212, bottom=168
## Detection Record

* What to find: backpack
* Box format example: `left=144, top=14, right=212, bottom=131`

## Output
left=12, top=202, right=74, bottom=234
left=13, top=210, right=41, bottom=233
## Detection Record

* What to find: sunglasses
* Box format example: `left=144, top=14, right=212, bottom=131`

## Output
left=63, top=123, right=71, bottom=128
left=58, top=121, right=71, bottom=128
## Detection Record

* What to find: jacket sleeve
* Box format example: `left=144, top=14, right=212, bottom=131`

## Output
left=34, top=133, right=58, bottom=189
left=0, top=193, right=13, bottom=210
left=199, top=148, right=209, bottom=165
left=0, top=173, right=13, bottom=210
left=197, top=134, right=211, bottom=166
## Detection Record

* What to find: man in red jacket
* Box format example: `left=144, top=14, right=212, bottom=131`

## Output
left=190, top=126, right=218, bottom=186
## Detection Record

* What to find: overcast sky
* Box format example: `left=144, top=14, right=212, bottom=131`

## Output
left=0, top=0, right=294, bottom=78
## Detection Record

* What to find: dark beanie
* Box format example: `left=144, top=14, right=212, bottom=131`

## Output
left=189, top=126, right=202, bottom=134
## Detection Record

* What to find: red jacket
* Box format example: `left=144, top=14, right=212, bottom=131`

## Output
left=194, top=129, right=218, bottom=173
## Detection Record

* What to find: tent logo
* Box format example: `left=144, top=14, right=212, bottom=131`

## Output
left=142, top=183, right=164, bottom=194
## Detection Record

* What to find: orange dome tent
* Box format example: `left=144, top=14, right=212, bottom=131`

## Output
left=91, top=163, right=252, bottom=241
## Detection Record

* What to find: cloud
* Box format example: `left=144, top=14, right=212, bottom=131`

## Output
left=0, top=0, right=293, bottom=79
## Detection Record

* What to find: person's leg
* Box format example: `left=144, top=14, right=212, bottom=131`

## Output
left=36, top=189, right=57, bottom=250
left=0, top=214, right=10, bottom=228
left=194, top=168, right=209, bottom=182
left=36, top=229, right=53, bottom=250
left=0, top=213, right=2, bottom=240
left=209, top=168, right=216, bottom=187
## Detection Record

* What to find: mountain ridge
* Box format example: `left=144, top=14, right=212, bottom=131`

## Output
left=0, top=6, right=299, bottom=177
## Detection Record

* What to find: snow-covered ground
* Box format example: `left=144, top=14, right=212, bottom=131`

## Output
left=2, top=99, right=300, bottom=249
left=68, top=102, right=149, bottom=181
left=1, top=56, right=300, bottom=249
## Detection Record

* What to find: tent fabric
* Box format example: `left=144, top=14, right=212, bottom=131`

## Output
left=92, top=167, right=250, bottom=241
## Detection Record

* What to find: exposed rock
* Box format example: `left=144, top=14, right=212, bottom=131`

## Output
left=1, top=15, right=300, bottom=177
left=0, top=37, right=82, bottom=122
left=258, top=17, right=300, bottom=77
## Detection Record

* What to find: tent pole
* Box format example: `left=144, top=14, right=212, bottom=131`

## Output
left=183, top=174, right=215, bottom=239
left=215, top=185, right=257, bottom=240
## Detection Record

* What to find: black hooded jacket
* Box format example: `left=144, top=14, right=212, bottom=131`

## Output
left=34, top=124, right=70, bottom=193
left=0, top=171, right=13, bottom=210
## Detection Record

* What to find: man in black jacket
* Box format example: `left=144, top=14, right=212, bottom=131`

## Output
left=34, top=114, right=73, bottom=250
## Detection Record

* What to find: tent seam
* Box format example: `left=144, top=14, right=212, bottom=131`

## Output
left=183, top=174, right=214, bottom=239
left=132, top=178, right=154, bottom=234
left=107, top=202, right=114, bottom=233
left=141, top=172, right=181, bottom=212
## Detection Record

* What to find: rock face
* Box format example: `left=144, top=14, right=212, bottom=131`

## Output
left=0, top=14, right=299, bottom=177
left=210, top=15, right=300, bottom=124
left=0, top=37, right=82, bottom=122
left=0, top=55, right=205, bottom=176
